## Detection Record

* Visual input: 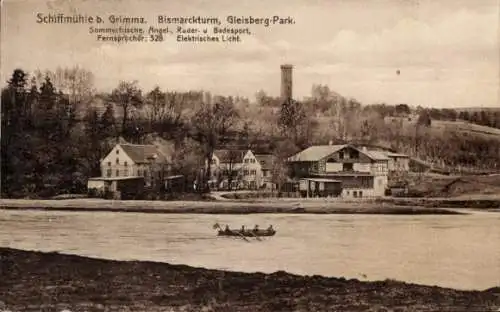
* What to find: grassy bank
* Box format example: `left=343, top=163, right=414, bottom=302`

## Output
left=1, top=248, right=499, bottom=312
left=0, top=198, right=467, bottom=215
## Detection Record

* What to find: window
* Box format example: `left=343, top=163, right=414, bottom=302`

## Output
left=250, top=159, right=255, bottom=163
left=211, top=159, right=216, bottom=164
left=351, top=150, right=359, bottom=159
left=108, top=161, right=111, bottom=166
left=343, top=163, right=353, bottom=171
left=250, top=169, right=256, bottom=175
left=244, top=170, right=249, bottom=175
left=116, top=149, right=119, bottom=154
left=353, top=191, right=358, bottom=198
left=124, top=169, right=128, bottom=176
left=339, top=151, right=344, bottom=159
left=359, top=191, right=363, bottom=198
left=244, top=159, right=249, bottom=163
left=124, top=161, right=128, bottom=166
left=107, top=169, right=112, bottom=177
left=116, top=169, right=119, bottom=177
left=116, top=158, right=119, bottom=165
left=138, top=169, right=142, bottom=176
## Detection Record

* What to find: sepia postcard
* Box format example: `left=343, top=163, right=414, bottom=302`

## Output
left=1, top=0, right=499, bottom=311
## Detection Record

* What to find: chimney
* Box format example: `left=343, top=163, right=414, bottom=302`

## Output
left=362, top=146, right=368, bottom=152
left=280, top=64, right=293, bottom=100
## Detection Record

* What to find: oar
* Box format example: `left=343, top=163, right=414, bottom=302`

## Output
left=235, top=231, right=250, bottom=242
left=249, top=231, right=262, bottom=241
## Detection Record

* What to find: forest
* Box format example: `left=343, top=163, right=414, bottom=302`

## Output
left=2, top=66, right=500, bottom=198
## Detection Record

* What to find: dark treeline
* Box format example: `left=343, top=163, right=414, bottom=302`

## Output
left=2, top=69, right=500, bottom=198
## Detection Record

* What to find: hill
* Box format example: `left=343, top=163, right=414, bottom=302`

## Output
left=432, top=120, right=500, bottom=139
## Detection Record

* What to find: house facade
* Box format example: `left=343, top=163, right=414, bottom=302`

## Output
left=288, top=144, right=389, bottom=198
left=100, top=143, right=172, bottom=184
left=386, top=152, right=410, bottom=172
left=210, top=149, right=276, bottom=190
left=88, top=141, right=175, bottom=198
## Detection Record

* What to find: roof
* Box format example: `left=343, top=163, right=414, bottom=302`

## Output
left=300, top=178, right=341, bottom=183
left=88, top=177, right=144, bottom=181
left=255, top=154, right=277, bottom=170
left=213, top=149, right=247, bottom=163
left=387, top=152, right=409, bottom=158
left=288, top=144, right=389, bottom=162
left=288, top=145, right=347, bottom=162
left=364, top=150, right=389, bottom=161
left=120, top=144, right=170, bottom=164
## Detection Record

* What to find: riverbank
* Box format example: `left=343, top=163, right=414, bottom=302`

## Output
left=0, top=198, right=471, bottom=215
left=1, top=248, right=499, bottom=312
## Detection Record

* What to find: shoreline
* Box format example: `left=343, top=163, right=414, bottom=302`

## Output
left=1, top=247, right=499, bottom=311
left=0, top=198, right=476, bottom=215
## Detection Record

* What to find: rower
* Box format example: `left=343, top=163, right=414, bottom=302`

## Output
left=253, top=224, right=259, bottom=232
left=267, top=225, right=274, bottom=232
left=224, top=224, right=230, bottom=233
left=241, top=225, right=245, bottom=232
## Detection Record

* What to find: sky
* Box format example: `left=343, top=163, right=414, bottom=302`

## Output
left=1, top=0, right=499, bottom=108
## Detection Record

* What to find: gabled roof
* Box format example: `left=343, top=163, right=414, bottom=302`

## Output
left=288, top=144, right=389, bottom=162
left=287, top=145, right=347, bottom=162
left=255, top=154, right=277, bottom=170
left=119, top=144, right=170, bottom=164
left=364, top=150, right=390, bottom=161
left=213, top=149, right=247, bottom=163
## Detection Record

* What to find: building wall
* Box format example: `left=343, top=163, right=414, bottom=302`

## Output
left=241, top=150, right=263, bottom=189
left=373, top=175, right=388, bottom=196
left=87, top=179, right=105, bottom=190
left=371, top=161, right=389, bottom=176
left=342, top=188, right=376, bottom=198
left=389, top=157, right=410, bottom=172
left=100, top=145, right=136, bottom=178
left=100, top=145, right=170, bottom=188
left=211, top=150, right=266, bottom=189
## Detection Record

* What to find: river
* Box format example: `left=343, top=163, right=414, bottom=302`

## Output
left=0, top=210, right=499, bottom=290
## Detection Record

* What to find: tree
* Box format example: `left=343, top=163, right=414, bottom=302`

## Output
left=192, top=94, right=239, bottom=192
left=278, top=98, right=308, bottom=146
left=109, top=81, right=143, bottom=137
left=395, top=104, right=411, bottom=115
left=222, top=150, right=243, bottom=191
left=35, top=66, right=95, bottom=115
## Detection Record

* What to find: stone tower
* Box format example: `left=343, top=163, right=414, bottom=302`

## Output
left=280, top=64, right=293, bottom=100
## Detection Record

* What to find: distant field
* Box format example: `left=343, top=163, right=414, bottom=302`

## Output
left=432, top=120, right=500, bottom=139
